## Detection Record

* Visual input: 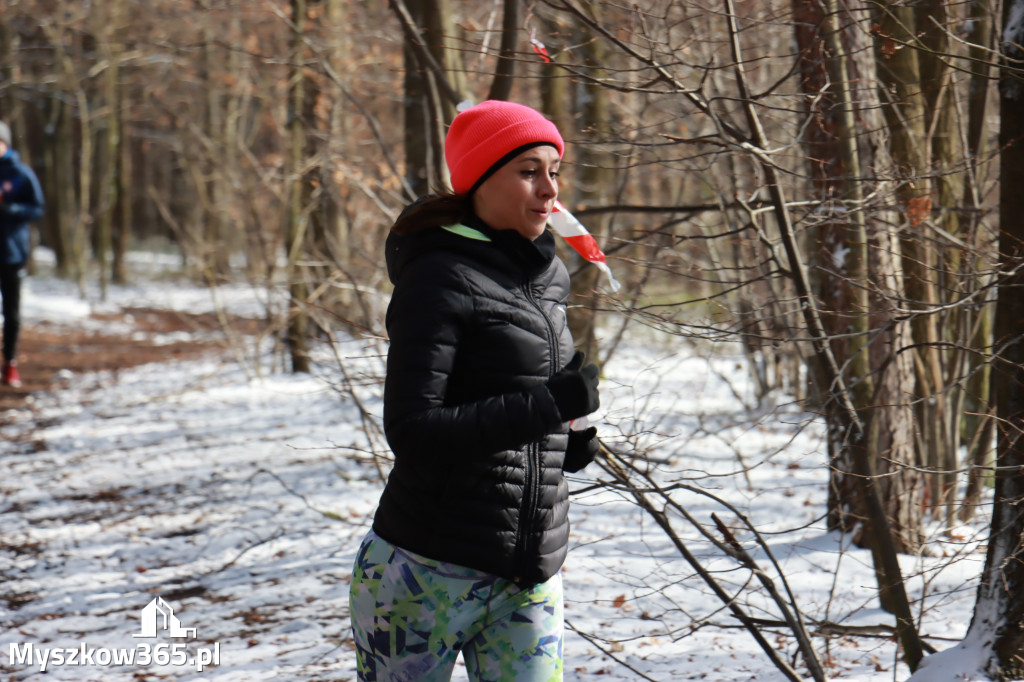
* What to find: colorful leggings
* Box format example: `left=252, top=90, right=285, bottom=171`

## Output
left=349, top=530, right=564, bottom=681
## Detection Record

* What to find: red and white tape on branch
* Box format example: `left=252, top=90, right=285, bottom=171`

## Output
left=548, top=200, right=621, bottom=293
left=529, top=27, right=552, bottom=63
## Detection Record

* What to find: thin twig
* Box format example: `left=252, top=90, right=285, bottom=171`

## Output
left=564, top=619, right=661, bottom=682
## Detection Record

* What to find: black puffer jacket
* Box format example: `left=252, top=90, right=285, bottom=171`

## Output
left=373, top=216, right=575, bottom=585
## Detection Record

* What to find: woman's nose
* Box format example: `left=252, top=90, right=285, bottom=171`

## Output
left=537, top=173, right=557, bottom=197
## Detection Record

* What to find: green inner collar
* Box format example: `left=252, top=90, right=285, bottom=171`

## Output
left=442, top=223, right=492, bottom=242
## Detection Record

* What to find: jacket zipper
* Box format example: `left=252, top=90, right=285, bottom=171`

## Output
left=514, top=281, right=559, bottom=581
left=521, top=280, right=560, bottom=376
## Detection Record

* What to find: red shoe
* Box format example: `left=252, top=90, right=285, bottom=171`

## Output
left=2, top=361, right=22, bottom=388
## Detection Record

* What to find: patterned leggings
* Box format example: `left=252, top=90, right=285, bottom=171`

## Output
left=349, top=530, right=564, bottom=681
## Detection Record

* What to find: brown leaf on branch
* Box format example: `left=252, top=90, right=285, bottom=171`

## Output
left=870, top=24, right=899, bottom=58
left=906, top=196, right=932, bottom=227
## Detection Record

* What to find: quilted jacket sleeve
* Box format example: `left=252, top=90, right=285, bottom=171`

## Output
left=383, top=259, right=564, bottom=463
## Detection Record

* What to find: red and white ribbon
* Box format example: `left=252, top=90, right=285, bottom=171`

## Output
left=549, top=200, right=621, bottom=292
left=529, top=27, right=551, bottom=63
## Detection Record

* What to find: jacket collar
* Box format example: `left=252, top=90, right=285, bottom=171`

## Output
left=387, top=213, right=557, bottom=285
left=461, top=215, right=557, bottom=275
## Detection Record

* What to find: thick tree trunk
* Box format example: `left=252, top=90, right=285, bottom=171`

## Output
left=43, top=99, right=73, bottom=279
left=200, top=0, right=231, bottom=281
left=324, top=0, right=350, bottom=273
left=960, top=0, right=998, bottom=521
left=566, top=7, right=611, bottom=362
left=96, top=0, right=124, bottom=297
left=917, top=0, right=970, bottom=527
left=400, top=0, right=449, bottom=197
left=874, top=2, right=958, bottom=527
left=113, top=120, right=130, bottom=285
left=793, top=0, right=862, bottom=534
left=969, top=1, right=1024, bottom=676
left=487, top=0, right=519, bottom=101
left=286, top=0, right=311, bottom=373
left=730, top=1, right=923, bottom=664
left=0, top=22, right=20, bottom=126
left=796, top=0, right=923, bottom=556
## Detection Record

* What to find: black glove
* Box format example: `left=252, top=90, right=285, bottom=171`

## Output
left=546, top=351, right=600, bottom=422
left=564, top=426, right=600, bottom=473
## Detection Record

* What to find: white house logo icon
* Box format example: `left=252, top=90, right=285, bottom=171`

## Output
left=133, top=597, right=197, bottom=638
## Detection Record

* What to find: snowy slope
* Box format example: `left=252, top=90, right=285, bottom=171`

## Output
left=0, top=272, right=992, bottom=681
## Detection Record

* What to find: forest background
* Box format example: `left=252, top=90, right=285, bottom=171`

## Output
left=2, top=0, right=1024, bottom=679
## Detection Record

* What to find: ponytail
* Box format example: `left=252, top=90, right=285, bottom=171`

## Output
left=392, top=192, right=474, bottom=235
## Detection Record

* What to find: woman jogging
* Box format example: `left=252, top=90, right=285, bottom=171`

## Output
left=0, top=121, right=45, bottom=388
left=350, top=100, right=602, bottom=681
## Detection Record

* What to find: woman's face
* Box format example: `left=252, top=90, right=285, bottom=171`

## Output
left=472, top=145, right=560, bottom=241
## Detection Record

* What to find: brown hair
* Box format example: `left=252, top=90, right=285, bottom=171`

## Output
left=391, top=192, right=474, bottom=235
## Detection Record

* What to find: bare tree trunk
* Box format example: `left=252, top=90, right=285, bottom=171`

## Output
left=200, top=0, right=230, bottom=281
left=44, top=97, right=75, bottom=280
left=399, top=0, right=450, bottom=197
left=44, top=7, right=93, bottom=293
left=72, top=83, right=92, bottom=297
left=113, top=118, right=130, bottom=285
left=537, top=13, right=570, bottom=136
left=432, top=0, right=466, bottom=121
left=286, top=0, right=311, bottom=373
left=487, top=0, right=519, bottom=101
left=874, top=2, right=955, bottom=526
left=301, top=2, right=339, bottom=335
left=960, top=0, right=998, bottom=520
left=40, top=8, right=90, bottom=289
left=0, top=22, right=20, bottom=124
left=96, top=0, right=124, bottom=298
left=795, top=0, right=923, bottom=555
left=965, top=1, right=1024, bottom=675
left=566, top=6, right=610, bottom=362
left=224, top=11, right=253, bottom=279
left=324, top=0, right=350, bottom=273
left=535, top=10, right=604, bottom=358
left=917, top=0, right=970, bottom=529
left=793, top=0, right=862, bottom=529
left=726, top=0, right=924, bottom=665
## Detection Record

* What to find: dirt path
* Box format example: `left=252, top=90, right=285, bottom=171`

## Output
left=0, top=308, right=253, bottom=416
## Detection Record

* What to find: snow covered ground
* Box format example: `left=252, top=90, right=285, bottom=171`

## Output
left=0, top=264, right=994, bottom=681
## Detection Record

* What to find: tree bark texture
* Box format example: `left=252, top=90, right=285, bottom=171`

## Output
left=976, top=1, right=1024, bottom=676
left=399, top=0, right=450, bottom=197
left=795, top=0, right=923, bottom=554
left=873, top=2, right=960, bottom=526
left=287, top=0, right=311, bottom=373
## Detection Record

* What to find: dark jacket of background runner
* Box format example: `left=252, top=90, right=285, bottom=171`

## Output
left=0, top=149, right=45, bottom=267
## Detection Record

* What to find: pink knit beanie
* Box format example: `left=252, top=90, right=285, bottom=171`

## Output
left=444, top=100, right=564, bottom=195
